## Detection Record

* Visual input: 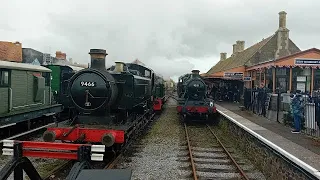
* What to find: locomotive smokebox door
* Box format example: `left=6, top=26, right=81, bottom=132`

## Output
left=76, top=169, right=132, bottom=180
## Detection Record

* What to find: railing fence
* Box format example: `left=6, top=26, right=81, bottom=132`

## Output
left=304, top=103, right=320, bottom=137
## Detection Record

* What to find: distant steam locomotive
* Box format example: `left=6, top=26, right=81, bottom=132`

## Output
left=176, top=70, right=217, bottom=123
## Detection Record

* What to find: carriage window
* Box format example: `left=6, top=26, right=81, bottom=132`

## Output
left=42, top=72, right=51, bottom=86
left=0, top=70, right=9, bottom=87
left=144, top=70, right=151, bottom=78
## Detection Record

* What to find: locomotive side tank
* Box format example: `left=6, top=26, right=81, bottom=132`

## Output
left=177, top=70, right=217, bottom=123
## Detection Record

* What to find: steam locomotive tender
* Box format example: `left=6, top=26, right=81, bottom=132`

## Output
left=177, top=70, right=217, bottom=123
left=41, top=49, right=159, bottom=153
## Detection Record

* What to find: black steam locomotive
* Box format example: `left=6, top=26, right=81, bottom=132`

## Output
left=42, top=49, right=161, bottom=150
left=177, top=70, right=217, bottom=123
left=0, top=49, right=168, bottom=180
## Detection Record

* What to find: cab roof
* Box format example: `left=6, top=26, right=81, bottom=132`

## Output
left=0, top=60, right=51, bottom=72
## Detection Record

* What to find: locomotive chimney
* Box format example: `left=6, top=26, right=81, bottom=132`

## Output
left=191, top=70, right=200, bottom=75
left=115, top=62, right=125, bottom=72
left=89, top=49, right=108, bottom=70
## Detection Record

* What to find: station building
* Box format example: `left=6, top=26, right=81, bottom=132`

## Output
left=204, top=11, right=320, bottom=95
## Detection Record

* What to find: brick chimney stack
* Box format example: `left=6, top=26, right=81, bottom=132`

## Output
left=236, top=41, right=245, bottom=52
left=232, top=44, right=237, bottom=54
left=56, top=51, right=67, bottom=60
left=220, top=52, right=227, bottom=61
left=275, top=11, right=290, bottom=58
left=279, top=11, right=287, bottom=29
left=13, top=41, right=21, bottom=47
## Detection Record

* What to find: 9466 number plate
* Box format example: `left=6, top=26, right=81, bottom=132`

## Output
left=80, top=81, right=96, bottom=87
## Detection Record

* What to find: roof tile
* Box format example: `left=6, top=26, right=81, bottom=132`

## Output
left=207, top=35, right=274, bottom=74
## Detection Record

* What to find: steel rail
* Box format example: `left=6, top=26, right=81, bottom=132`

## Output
left=105, top=153, right=123, bottom=169
left=206, top=124, right=250, bottom=180
left=184, top=123, right=198, bottom=180
left=43, top=160, right=73, bottom=180
left=0, top=120, right=69, bottom=144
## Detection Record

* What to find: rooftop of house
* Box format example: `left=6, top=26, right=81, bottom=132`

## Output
left=207, top=36, right=273, bottom=75
left=0, top=41, right=22, bottom=62
left=206, top=11, right=301, bottom=75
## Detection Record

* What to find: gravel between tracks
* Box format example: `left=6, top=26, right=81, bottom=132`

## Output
left=117, top=98, right=187, bottom=180
left=116, top=97, right=265, bottom=180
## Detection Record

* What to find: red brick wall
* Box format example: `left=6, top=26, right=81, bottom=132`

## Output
left=0, top=41, right=22, bottom=62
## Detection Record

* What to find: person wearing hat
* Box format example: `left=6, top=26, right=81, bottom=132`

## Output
left=290, top=90, right=304, bottom=133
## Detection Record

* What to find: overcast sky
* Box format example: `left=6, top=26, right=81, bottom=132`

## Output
left=1, top=0, right=320, bottom=81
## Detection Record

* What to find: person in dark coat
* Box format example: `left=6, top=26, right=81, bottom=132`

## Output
left=290, top=90, right=304, bottom=133
left=211, top=83, right=217, bottom=100
left=257, top=83, right=265, bottom=115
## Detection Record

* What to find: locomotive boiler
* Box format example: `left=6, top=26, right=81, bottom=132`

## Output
left=43, top=49, right=156, bottom=150
left=177, top=70, right=217, bottom=123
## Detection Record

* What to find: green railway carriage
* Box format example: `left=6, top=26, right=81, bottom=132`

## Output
left=45, top=65, right=84, bottom=106
left=152, top=74, right=166, bottom=111
left=0, top=60, right=63, bottom=128
left=154, top=74, right=165, bottom=99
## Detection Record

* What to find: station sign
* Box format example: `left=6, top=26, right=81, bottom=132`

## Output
left=294, top=58, right=320, bottom=65
left=223, top=72, right=244, bottom=79
left=243, top=76, right=252, bottom=81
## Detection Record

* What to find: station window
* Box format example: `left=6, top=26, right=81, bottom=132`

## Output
left=42, top=72, right=51, bottom=86
left=314, top=69, right=320, bottom=91
left=0, top=70, right=9, bottom=87
left=276, top=68, right=290, bottom=93
left=292, top=67, right=311, bottom=93
left=144, top=70, right=151, bottom=78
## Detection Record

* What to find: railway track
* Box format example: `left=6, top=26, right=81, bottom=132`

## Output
left=41, top=112, right=160, bottom=180
left=183, top=123, right=264, bottom=180
left=0, top=122, right=58, bottom=144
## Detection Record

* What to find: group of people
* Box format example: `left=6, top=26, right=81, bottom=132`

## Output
left=207, top=83, right=241, bottom=103
left=205, top=81, right=313, bottom=134
left=243, top=83, right=270, bottom=117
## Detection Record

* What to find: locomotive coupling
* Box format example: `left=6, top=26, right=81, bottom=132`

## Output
left=101, top=132, right=116, bottom=147
left=43, top=130, right=62, bottom=142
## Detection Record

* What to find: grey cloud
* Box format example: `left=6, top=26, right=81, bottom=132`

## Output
left=2, top=0, right=320, bottom=80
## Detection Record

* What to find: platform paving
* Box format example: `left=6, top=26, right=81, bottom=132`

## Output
left=216, top=102, right=320, bottom=171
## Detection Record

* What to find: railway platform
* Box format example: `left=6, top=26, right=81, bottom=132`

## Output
left=216, top=102, right=320, bottom=172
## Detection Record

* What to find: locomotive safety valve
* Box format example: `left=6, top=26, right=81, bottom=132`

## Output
left=43, top=130, right=62, bottom=142
left=101, top=132, right=116, bottom=147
